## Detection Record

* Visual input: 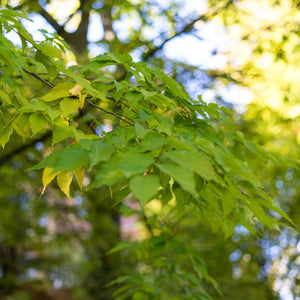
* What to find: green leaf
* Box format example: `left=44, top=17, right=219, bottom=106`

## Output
left=205, top=103, right=220, bottom=120
left=157, top=163, right=197, bottom=195
left=0, top=8, right=29, bottom=19
left=39, top=42, right=62, bottom=58
left=105, top=276, right=130, bottom=288
left=12, top=113, right=31, bottom=137
left=107, top=241, right=139, bottom=255
left=255, top=197, right=294, bottom=224
left=60, top=98, right=81, bottom=117
left=139, top=109, right=154, bottom=122
left=53, top=148, right=89, bottom=173
left=89, top=140, right=114, bottom=169
left=140, top=89, right=157, bottom=99
left=28, top=147, right=89, bottom=173
left=20, top=100, right=49, bottom=113
left=116, top=152, right=154, bottom=177
left=135, top=123, right=148, bottom=139
left=20, top=100, right=60, bottom=122
left=0, top=89, right=11, bottom=105
left=163, top=150, right=220, bottom=183
left=153, top=69, right=187, bottom=99
left=138, top=131, right=166, bottom=152
left=91, top=167, right=124, bottom=187
left=129, top=174, right=161, bottom=207
left=42, top=82, right=75, bottom=102
left=0, top=126, right=13, bottom=148
left=90, top=152, right=154, bottom=188
left=52, top=124, right=74, bottom=145
left=125, top=91, right=143, bottom=107
left=35, top=51, right=58, bottom=79
left=222, top=189, right=238, bottom=217
left=29, top=114, right=47, bottom=135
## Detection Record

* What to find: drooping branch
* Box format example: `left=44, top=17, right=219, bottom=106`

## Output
left=142, top=15, right=206, bottom=61
left=142, top=0, right=234, bottom=61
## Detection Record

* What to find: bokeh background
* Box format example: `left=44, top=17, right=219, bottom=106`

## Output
left=0, top=0, right=300, bottom=299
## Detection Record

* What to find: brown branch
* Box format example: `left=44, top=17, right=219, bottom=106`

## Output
left=37, top=1, right=91, bottom=56
left=0, top=131, right=52, bottom=166
left=22, top=68, right=54, bottom=88
left=142, top=0, right=233, bottom=61
left=86, top=99, right=135, bottom=126
left=38, top=5, right=65, bottom=35
left=142, top=16, right=206, bottom=61
left=23, top=67, right=135, bottom=127
left=106, top=95, right=137, bottom=114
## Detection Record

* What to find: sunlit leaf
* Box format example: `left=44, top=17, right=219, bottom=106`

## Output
left=74, top=167, right=84, bottom=190
left=57, top=170, right=73, bottom=199
left=0, top=126, right=13, bottom=148
left=41, top=167, right=58, bottom=195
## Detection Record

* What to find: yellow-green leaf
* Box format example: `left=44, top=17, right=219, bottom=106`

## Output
left=57, top=170, right=73, bottom=199
left=60, top=98, right=81, bottom=117
left=0, top=89, right=11, bottom=105
left=52, top=124, right=74, bottom=145
left=29, top=114, right=47, bottom=135
left=39, top=42, right=62, bottom=58
left=42, top=82, right=75, bottom=102
left=79, top=93, right=87, bottom=109
left=157, top=163, right=197, bottom=195
left=42, top=167, right=59, bottom=195
left=74, top=167, right=84, bottom=190
left=0, top=126, right=13, bottom=149
left=12, top=114, right=31, bottom=137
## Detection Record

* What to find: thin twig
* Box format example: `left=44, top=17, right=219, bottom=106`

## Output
left=155, top=145, right=166, bottom=163
left=22, top=68, right=54, bottom=88
left=106, top=95, right=137, bottom=114
left=142, top=16, right=205, bottom=61
left=86, top=99, right=135, bottom=126
left=22, top=67, right=136, bottom=126
left=142, top=0, right=232, bottom=61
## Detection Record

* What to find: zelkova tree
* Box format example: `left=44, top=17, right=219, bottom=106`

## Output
left=0, top=9, right=296, bottom=299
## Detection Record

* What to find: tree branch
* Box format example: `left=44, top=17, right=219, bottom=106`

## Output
left=142, top=15, right=206, bottom=61
left=22, top=68, right=54, bottom=88
left=38, top=5, right=65, bottom=35
left=37, top=1, right=91, bottom=56
left=22, top=67, right=135, bottom=126
left=142, top=0, right=233, bottom=61
left=0, top=131, right=52, bottom=166
left=86, top=99, right=135, bottom=126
